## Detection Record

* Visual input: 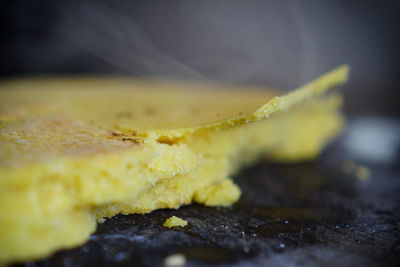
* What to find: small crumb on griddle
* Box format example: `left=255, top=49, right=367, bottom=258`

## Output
left=163, top=216, right=188, bottom=228
left=163, top=253, right=186, bottom=267
left=341, top=160, right=371, bottom=181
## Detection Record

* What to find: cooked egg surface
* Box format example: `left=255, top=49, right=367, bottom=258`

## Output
left=0, top=66, right=348, bottom=263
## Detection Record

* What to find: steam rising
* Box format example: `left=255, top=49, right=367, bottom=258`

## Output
left=56, top=1, right=321, bottom=88
left=58, top=2, right=205, bottom=79
left=26, top=1, right=389, bottom=92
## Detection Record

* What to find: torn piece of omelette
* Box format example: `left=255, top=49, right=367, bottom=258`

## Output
left=0, top=65, right=348, bottom=264
left=163, top=216, right=188, bottom=228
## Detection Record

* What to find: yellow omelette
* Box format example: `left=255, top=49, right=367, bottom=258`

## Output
left=0, top=65, right=348, bottom=263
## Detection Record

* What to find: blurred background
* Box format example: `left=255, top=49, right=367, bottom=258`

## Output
left=1, top=0, right=399, bottom=117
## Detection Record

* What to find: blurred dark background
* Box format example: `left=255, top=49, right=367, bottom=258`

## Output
left=1, top=0, right=399, bottom=117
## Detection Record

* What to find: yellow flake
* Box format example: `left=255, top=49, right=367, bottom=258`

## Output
left=163, top=216, right=188, bottom=228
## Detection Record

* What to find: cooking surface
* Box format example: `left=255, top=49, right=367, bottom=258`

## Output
left=17, top=119, right=400, bottom=267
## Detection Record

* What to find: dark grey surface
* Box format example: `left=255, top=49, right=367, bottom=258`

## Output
left=16, top=122, right=400, bottom=267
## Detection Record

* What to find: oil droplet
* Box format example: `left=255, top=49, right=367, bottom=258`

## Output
left=273, top=243, right=285, bottom=251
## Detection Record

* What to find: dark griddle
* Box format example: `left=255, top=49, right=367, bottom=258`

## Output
left=17, top=127, right=400, bottom=267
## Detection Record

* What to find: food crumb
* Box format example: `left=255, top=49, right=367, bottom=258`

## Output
left=163, top=253, right=186, bottom=267
left=356, top=166, right=371, bottom=181
left=341, top=160, right=371, bottom=181
left=163, top=216, right=188, bottom=228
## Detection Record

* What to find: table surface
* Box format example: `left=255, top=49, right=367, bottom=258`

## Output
left=16, top=119, right=400, bottom=267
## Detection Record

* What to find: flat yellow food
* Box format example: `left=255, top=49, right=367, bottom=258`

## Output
left=0, top=65, right=348, bottom=264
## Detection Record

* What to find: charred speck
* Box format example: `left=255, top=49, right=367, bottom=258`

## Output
left=121, top=137, right=139, bottom=144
